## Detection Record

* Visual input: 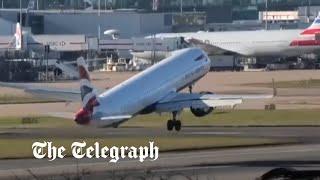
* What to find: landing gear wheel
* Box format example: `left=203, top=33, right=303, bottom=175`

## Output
left=112, top=123, right=119, bottom=128
left=167, top=120, right=174, bottom=131
left=174, top=120, right=182, bottom=131
left=167, top=111, right=183, bottom=132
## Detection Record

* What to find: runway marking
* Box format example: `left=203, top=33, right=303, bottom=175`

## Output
left=9, top=145, right=318, bottom=172
left=183, top=132, right=242, bottom=135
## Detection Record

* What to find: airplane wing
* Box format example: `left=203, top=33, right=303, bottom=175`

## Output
left=155, top=92, right=273, bottom=113
left=185, top=37, right=250, bottom=56
left=0, top=81, right=107, bottom=102
left=0, top=82, right=81, bottom=102
left=186, top=38, right=232, bottom=55
left=155, top=33, right=247, bottom=55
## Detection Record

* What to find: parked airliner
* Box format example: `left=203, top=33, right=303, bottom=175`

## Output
left=152, top=13, right=320, bottom=57
left=0, top=48, right=271, bottom=131
left=0, top=22, right=87, bottom=52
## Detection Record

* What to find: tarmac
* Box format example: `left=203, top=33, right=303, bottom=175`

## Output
left=2, top=70, right=320, bottom=117
left=1, top=70, right=320, bottom=179
left=0, top=143, right=319, bottom=179
left=0, top=127, right=320, bottom=179
left=1, top=127, right=320, bottom=142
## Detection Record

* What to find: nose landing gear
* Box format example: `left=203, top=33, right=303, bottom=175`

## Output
left=167, top=111, right=182, bottom=131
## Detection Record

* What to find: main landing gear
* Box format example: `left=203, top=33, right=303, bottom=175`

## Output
left=167, top=111, right=182, bottom=131
left=188, top=85, right=193, bottom=94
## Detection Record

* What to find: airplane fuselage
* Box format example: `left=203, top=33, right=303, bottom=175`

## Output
left=156, top=29, right=320, bottom=57
left=92, top=48, right=211, bottom=126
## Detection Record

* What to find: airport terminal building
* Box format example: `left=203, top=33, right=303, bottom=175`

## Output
left=2, top=0, right=320, bottom=36
left=0, top=0, right=320, bottom=81
left=0, top=10, right=172, bottom=37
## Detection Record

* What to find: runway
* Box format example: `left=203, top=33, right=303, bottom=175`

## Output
left=0, top=126, right=320, bottom=179
left=1, top=126, right=320, bottom=143
left=0, top=143, right=320, bottom=179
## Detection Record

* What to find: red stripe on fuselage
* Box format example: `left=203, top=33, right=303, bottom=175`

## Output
left=290, top=40, right=320, bottom=46
left=301, top=28, right=320, bottom=35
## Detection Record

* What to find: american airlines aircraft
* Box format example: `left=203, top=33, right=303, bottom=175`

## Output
left=0, top=48, right=271, bottom=131
left=152, top=13, right=320, bottom=57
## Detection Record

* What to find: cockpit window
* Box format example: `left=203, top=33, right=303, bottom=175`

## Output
left=194, top=54, right=205, bottom=61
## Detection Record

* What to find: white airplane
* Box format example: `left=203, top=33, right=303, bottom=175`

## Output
left=0, top=23, right=22, bottom=51
left=0, top=48, right=272, bottom=131
left=0, top=23, right=87, bottom=53
left=153, top=13, right=320, bottom=57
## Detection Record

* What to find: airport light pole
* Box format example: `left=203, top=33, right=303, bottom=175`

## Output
left=19, top=0, right=22, bottom=25
left=307, top=0, right=311, bottom=23
left=98, top=0, right=101, bottom=16
left=180, top=0, right=183, bottom=15
left=265, top=0, right=268, bottom=30
left=45, top=45, right=50, bottom=81
left=98, top=0, right=101, bottom=40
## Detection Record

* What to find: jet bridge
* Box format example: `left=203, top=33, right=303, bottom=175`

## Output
left=99, top=37, right=185, bottom=64
left=0, top=36, right=14, bottom=50
left=99, top=37, right=183, bottom=52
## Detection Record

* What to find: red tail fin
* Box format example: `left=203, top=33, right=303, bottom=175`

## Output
left=301, top=12, right=320, bottom=35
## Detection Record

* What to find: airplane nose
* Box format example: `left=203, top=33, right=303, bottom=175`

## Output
left=74, top=108, right=91, bottom=125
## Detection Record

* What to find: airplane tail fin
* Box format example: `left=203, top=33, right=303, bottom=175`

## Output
left=14, top=23, right=22, bottom=50
left=77, top=57, right=99, bottom=109
left=301, top=12, right=320, bottom=35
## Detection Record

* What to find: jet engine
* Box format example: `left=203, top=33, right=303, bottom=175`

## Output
left=190, top=91, right=214, bottom=117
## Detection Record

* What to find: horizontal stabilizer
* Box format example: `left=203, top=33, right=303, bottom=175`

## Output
left=100, top=115, right=132, bottom=121
left=0, top=82, right=80, bottom=102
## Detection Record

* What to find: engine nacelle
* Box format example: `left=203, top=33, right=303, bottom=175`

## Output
left=190, top=91, right=214, bottom=117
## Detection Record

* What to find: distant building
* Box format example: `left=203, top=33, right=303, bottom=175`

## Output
left=2, top=0, right=320, bottom=11
left=0, top=10, right=173, bottom=38
left=42, top=11, right=172, bottom=37
left=298, top=6, right=320, bottom=23
left=259, top=11, right=299, bottom=23
left=0, top=17, right=14, bottom=35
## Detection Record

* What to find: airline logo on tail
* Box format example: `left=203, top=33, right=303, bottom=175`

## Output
left=77, top=57, right=98, bottom=109
left=14, top=23, right=22, bottom=50
left=75, top=57, right=99, bottom=125
left=290, top=12, right=320, bottom=46
left=301, top=12, right=320, bottom=35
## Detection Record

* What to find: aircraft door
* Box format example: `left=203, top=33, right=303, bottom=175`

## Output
left=315, top=33, right=320, bottom=41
